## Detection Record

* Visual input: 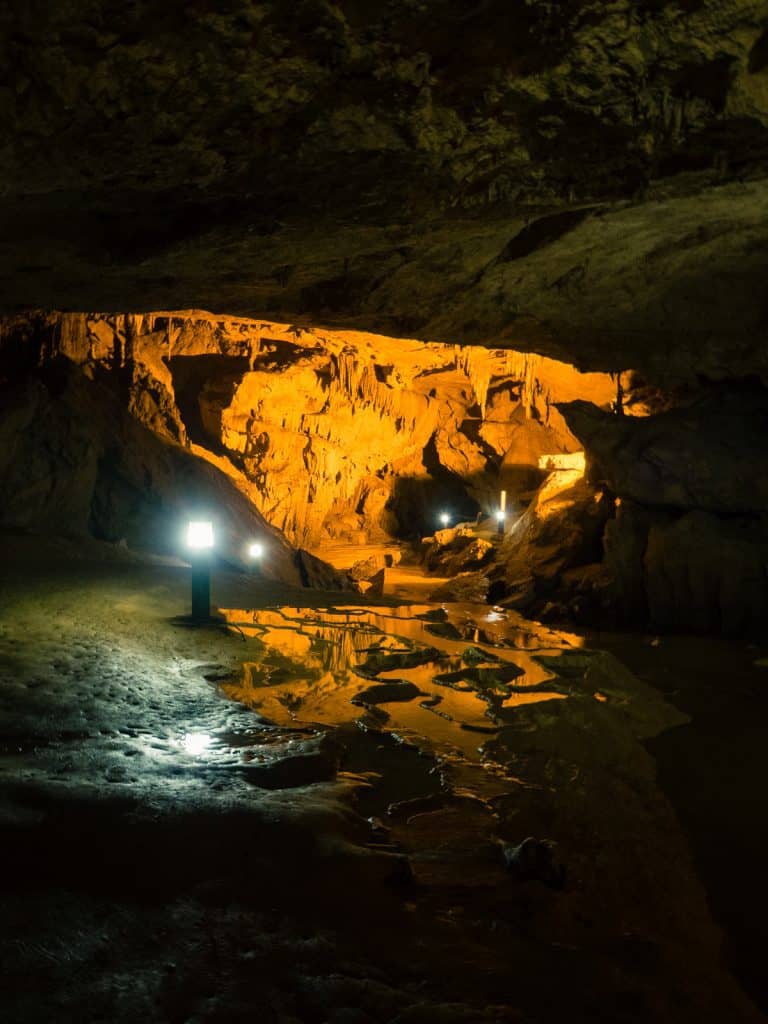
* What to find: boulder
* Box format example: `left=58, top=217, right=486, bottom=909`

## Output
left=356, top=567, right=386, bottom=596
left=294, top=549, right=357, bottom=592
left=558, top=386, right=768, bottom=515
left=442, top=538, right=494, bottom=575
left=554, top=386, right=768, bottom=634
left=348, top=553, right=388, bottom=581
left=492, top=473, right=612, bottom=615
left=429, top=572, right=490, bottom=604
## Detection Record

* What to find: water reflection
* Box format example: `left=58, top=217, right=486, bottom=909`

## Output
left=180, top=732, right=213, bottom=756
left=218, top=604, right=580, bottom=760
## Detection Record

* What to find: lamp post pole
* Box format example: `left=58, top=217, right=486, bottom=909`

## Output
left=190, top=552, right=211, bottom=621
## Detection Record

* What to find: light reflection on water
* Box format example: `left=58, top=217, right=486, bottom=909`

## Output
left=217, top=605, right=582, bottom=761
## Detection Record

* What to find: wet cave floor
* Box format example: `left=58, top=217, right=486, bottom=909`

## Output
left=0, top=534, right=766, bottom=1023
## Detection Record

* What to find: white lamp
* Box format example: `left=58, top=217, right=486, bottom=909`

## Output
left=187, top=521, right=214, bottom=550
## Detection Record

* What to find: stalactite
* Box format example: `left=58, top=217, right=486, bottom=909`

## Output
left=3, top=310, right=620, bottom=547
left=454, top=345, right=492, bottom=417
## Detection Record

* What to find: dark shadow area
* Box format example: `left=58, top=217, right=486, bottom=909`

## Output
left=166, top=354, right=250, bottom=450
left=389, top=449, right=486, bottom=540
left=496, top=208, right=595, bottom=263
left=596, top=632, right=768, bottom=1015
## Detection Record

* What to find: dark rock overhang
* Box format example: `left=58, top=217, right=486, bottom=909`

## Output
left=1, top=1, right=767, bottom=383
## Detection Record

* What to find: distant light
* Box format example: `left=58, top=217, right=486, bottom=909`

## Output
left=187, top=521, right=214, bottom=550
left=182, top=733, right=212, bottom=755
left=495, top=509, right=506, bottom=522
left=439, top=512, right=450, bottom=527
left=248, top=541, right=264, bottom=559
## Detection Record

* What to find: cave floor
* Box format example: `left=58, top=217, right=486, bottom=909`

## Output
left=0, top=533, right=765, bottom=1023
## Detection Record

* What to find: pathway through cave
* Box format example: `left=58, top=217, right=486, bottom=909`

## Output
left=0, top=535, right=764, bottom=1022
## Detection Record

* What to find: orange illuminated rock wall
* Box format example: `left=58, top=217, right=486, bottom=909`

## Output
left=1, top=310, right=619, bottom=546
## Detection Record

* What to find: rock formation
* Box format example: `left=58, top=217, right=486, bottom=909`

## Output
left=422, top=382, right=768, bottom=635
left=1, top=2, right=767, bottom=632
left=559, top=386, right=768, bottom=633
left=0, top=309, right=618, bottom=548
left=0, top=1, right=767, bottom=386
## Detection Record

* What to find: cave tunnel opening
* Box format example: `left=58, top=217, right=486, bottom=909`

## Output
left=386, top=432, right=484, bottom=541
left=166, top=353, right=251, bottom=453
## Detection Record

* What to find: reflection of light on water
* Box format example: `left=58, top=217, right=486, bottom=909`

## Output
left=182, top=733, right=213, bottom=756
left=215, top=604, right=585, bottom=764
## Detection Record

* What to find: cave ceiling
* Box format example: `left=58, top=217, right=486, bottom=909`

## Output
left=2, top=0, right=768, bottom=382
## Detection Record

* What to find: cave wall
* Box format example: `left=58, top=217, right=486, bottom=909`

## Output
left=3, top=307, right=767, bottom=634
left=0, top=310, right=620, bottom=547
left=0, top=1, right=766, bottom=387
left=560, top=389, right=768, bottom=634
left=0, top=358, right=305, bottom=583
left=434, top=381, right=768, bottom=635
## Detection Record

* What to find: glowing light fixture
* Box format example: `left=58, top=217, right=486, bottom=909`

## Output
left=182, top=732, right=212, bottom=756
left=439, top=512, right=450, bottom=527
left=187, top=520, right=214, bottom=550
left=248, top=541, right=264, bottom=559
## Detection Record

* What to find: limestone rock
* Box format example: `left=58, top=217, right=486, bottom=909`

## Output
left=0, top=362, right=302, bottom=581
left=1, top=4, right=767, bottom=381
left=348, top=554, right=388, bottom=581
left=492, top=472, right=612, bottom=615
left=294, top=549, right=356, bottom=592
left=361, top=567, right=386, bottom=597
left=558, top=387, right=768, bottom=515
left=1, top=311, right=617, bottom=548
left=429, top=572, right=490, bottom=604
left=425, top=537, right=495, bottom=577
left=551, top=388, right=768, bottom=634
left=644, top=511, right=768, bottom=635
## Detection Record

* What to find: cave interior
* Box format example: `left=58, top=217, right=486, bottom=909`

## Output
left=2, top=2, right=768, bottom=1022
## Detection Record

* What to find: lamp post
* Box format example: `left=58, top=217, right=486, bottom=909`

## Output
left=186, top=520, right=214, bottom=621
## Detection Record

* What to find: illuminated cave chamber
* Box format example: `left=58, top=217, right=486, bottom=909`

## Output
left=0, top=310, right=617, bottom=544
left=158, top=313, right=618, bottom=547
left=2, top=309, right=768, bottom=634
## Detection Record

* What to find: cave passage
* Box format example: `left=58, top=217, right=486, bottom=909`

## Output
left=2, top=309, right=768, bottom=1024
left=3, top=1, right=768, bottom=1018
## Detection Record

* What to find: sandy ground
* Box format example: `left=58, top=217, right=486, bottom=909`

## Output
left=0, top=531, right=764, bottom=1023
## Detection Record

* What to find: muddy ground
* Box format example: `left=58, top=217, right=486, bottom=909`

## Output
left=0, top=532, right=765, bottom=1023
